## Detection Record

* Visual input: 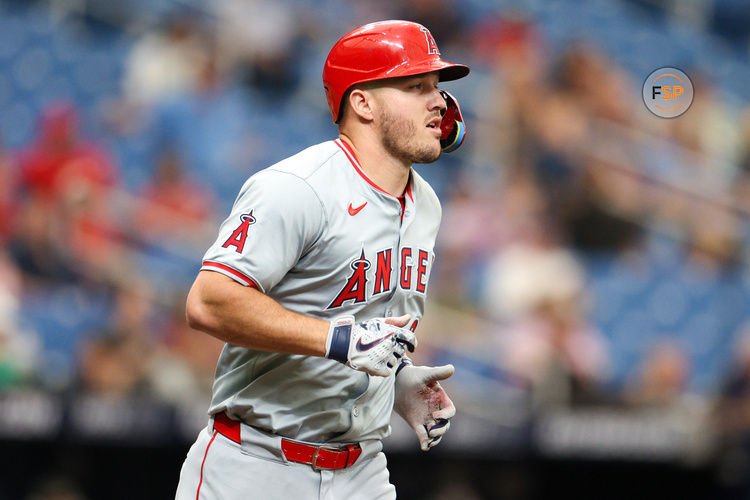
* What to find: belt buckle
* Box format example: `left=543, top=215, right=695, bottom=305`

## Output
left=311, top=445, right=341, bottom=471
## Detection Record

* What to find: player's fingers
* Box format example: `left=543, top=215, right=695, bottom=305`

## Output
left=428, top=419, right=450, bottom=438
left=433, top=394, right=456, bottom=420
left=417, top=424, right=431, bottom=451
left=425, top=364, right=454, bottom=382
left=427, top=435, right=443, bottom=448
left=385, top=352, right=400, bottom=371
left=392, top=339, right=406, bottom=358
left=368, top=359, right=392, bottom=377
left=393, top=329, right=417, bottom=352
left=384, top=314, right=411, bottom=328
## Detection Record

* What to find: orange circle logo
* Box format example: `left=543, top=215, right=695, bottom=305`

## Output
left=642, top=67, right=693, bottom=118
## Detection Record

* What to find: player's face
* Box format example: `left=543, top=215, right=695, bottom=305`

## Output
left=374, top=72, right=446, bottom=165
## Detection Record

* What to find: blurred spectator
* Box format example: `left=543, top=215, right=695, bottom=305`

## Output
left=152, top=45, right=259, bottom=201
left=130, top=147, right=217, bottom=249
left=122, top=12, right=210, bottom=108
left=77, top=329, right=151, bottom=397
left=482, top=217, right=583, bottom=321
left=496, top=299, right=611, bottom=408
left=435, top=171, right=549, bottom=305
left=525, top=89, right=589, bottom=215
left=12, top=103, right=123, bottom=281
left=149, top=301, right=223, bottom=407
left=683, top=201, right=742, bottom=272
left=212, top=0, right=301, bottom=96
left=474, top=13, right=547, bottom=176
left=625, top=340, right=691, bottom=407
left=552, top=42, right=635, bottom=125
left=7, top=194, right=80, bottom=284
left=562, top=159, right=645, bottom=254
left=0, top=135, right=19, bottom=243
left=483, top=221, right=611, bottom=407
left=0, top=251, right=39, bottom=388
left=77, top=283, right=157, bottom=397
left=433, top=185, right=503, bottom=304
left=17, top=103, right=118, bottom=203
left=668, top=73, right=740, bottom=167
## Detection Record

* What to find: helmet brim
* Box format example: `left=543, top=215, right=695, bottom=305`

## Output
left=382, top=59, right=470, bottom=82
left=437, top=63, right=471, bottom=82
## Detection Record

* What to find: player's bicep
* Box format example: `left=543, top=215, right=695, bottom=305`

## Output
left=186, top=270, right=265, bottom=334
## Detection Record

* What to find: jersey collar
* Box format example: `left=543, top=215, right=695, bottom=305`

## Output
left=334, top=138, right=414, bottom=202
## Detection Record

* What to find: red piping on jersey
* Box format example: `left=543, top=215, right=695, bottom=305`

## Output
left=202, top=261, right=259, bottom=289
left=335, top=139, right=413, bottom=202
left=196, top=430, right=218, bottom=500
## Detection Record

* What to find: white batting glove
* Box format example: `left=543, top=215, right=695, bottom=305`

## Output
left=325, top=315, right=417, bottom=377
left=394, top=362, right=456, bottom=451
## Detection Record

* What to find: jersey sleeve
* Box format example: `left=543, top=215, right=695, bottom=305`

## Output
left=200, top=169, right=325, bottom=292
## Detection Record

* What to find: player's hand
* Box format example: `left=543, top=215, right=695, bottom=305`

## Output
left=325, top=315, right=417, bottom=377
left=394, top=363, right=455, bottom=451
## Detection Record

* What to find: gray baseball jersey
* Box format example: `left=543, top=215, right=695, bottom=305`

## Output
left=200, top=138, right=441, bottom=444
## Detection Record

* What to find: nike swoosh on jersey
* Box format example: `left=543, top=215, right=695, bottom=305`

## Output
left=356, top=332, right=394, bottom=351
left=348, top=202, right=367, bottom=216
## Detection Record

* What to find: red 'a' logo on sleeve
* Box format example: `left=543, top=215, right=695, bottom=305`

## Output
left=328, top=250, right=371, bottom=309
left=222, top=211, right=256, bottom=253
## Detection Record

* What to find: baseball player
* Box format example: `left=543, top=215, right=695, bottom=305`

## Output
left=175, top=20, right=469, bottom=499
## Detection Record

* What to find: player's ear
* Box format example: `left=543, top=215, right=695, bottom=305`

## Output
left=347, top=87, right=376, bottom=122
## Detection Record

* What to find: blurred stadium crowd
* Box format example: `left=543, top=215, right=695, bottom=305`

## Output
left=3, top=0, right=750, bottom=497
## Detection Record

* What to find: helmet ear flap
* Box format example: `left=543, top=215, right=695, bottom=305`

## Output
left=439, top=90, right=466, bottom=153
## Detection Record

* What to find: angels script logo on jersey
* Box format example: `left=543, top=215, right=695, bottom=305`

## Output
left=328, top=247, right=432, bottom=309
left=222, top=211, right=256, bottom=253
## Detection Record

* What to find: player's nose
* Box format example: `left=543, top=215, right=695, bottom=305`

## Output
left=428, top=87, right=446, bottom=113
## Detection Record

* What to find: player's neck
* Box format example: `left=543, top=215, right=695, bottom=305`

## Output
left=338, top=134, right=410, bottom=197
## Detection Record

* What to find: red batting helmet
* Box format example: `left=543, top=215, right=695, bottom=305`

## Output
left=323, top=20, right=470, bottom=123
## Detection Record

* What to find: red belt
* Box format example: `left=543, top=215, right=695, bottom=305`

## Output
left=213, top=413, right=362, bottom=470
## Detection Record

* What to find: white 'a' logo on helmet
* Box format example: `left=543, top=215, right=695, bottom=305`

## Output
left=420, top=27, right=440, bottom=55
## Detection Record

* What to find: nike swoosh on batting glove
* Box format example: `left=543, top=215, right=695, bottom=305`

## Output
left=325, top=315, right=417, bottom=377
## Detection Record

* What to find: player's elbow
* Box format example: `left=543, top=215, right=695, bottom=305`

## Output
left=185, top=283, right=217, bottom=333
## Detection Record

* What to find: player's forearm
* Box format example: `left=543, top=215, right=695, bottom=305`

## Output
left=186, top=271, right=329, bottom=356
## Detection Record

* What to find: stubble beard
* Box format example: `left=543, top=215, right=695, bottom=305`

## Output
left=379, top=108, right=441, bottom=164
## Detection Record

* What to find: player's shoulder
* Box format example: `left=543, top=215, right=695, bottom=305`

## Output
left=238, top=141, right=340, bottom=198
left=258, top=140, right=359, bottom=202
left=410, top=169, right=442, bottom=217
left=266, top=140, right=341, bottom=180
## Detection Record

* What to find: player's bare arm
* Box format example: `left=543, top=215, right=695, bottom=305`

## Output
left=186, top=270, right=330, bottom=356
left=187, top=270, right=416, bottom=377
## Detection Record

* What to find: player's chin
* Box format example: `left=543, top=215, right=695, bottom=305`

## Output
left=412, top=139, right=442, bottom=164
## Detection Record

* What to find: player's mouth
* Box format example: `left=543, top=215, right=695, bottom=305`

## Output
left=426, top=116, right=442, bottom=137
